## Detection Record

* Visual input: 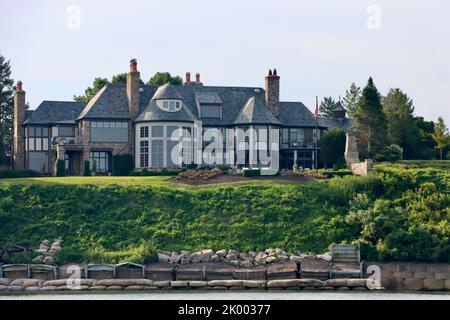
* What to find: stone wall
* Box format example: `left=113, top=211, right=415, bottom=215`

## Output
left=350, top=159, right=373, bottom=176
left=363, top=261, right=450, bottom=291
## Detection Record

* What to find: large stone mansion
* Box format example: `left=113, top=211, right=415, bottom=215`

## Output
left=13, top=60, right=351, bottom=175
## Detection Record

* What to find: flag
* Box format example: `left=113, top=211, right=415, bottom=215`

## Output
left=314, top=96, right=319, bottom=118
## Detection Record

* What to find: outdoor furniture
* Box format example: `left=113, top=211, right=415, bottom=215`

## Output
left=329, top=244, right=363, bottom=279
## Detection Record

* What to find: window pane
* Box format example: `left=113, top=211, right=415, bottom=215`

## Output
left=201, top=105, right=221, bottom=118
left=167, top=126, right=179, bottom=139
left=152, top=126, right=164, bottom=138
left=58, top=126, right=74, bottom=137
left=152, top=140, right=163, bottom=167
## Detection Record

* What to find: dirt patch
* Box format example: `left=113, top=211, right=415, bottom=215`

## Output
left=171, top=174, right=318, bottom=186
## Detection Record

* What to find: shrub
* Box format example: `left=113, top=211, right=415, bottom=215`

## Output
left=83, top=160, right=91, bottom=176
left=384, top=144, right=404, bottom=162
left=319, top=169, right=353, bottom=178
left=113, top=154, right=134, bottom=176
left=242, top=169, right=261, bottom=177
left=54, top=245, right=85, bottom=264
left=55, top=159, right=66, bottom=177
left=0, top=169, right=42, bottom=179
left=319, top=129, right=346, bottom=168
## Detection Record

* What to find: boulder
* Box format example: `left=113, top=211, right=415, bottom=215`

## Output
left=210, top=254, right=221, bottom=263
left=267, top=279, right=299, bottom=288
left=248, top=251, right=257, bottom=258
left=265, top=248, right=274, bottom=255
left=36, top=248, right=49, bottom=254
left=7, top=286, right=24, bottom=291
left=225, top=250, right=238, bottom=261
left=317, top=252, right=332, bottom=262
left=266, top=256, right=278, bottom=264
left=201, top=249, right=214, bottom=262
left=216, top=250, right=228, bottom=258
left=0, top=285, right=8, bottom=291
left=239, top=253, right=253, bottom=262
left=228, top=260, right=240, bottom=267
left=169, top=253, right=181, bottom=264
left=190, top=251, right=203, bottom=263
left=43, top=279, right=96, bottom=287
left=32, top=255, right=44, bottom=264
left=254, top=253, right=268, bottom=266
left=40, top=286, right=57, bottom=291
left=43, top=256, right=55, bottom=265
left=278, top=255, right=290, bottom=263
left=96, top=279, right=154, bottom=287
left=180, top=258, right=191, bottom=265
left=106, top=286, right=123, bottom=291
left=41, top=240, right=50, bottom=247
left=157, top=253, right=170, bottom=263
left=10, top=279, right=44, bottom=288
left=153, top=281, right=171, bottom=288
left=0, top=278, right=11, bottom=286
left=242, top=280, right=266, bottom=288
left=208, top=280, right=243, bottom=287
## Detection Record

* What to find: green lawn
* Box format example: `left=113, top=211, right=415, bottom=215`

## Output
left=0, top=176, right=173, bottom=186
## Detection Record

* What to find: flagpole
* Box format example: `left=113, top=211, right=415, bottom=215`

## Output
left=315, top=96, right=319, bottom=172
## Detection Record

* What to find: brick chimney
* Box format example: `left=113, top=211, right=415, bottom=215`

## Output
left=127, top=59, right=140, bottom=119
left=265, top=69, right=280, bottom=117
left=13, top=81, right=26, bottom=170
left=184, top=72, right=203, bottom=86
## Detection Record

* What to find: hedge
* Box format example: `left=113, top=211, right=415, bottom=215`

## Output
left=0, top=169, right=42, bottom=179
left=242, top=169, right=261, bottom=177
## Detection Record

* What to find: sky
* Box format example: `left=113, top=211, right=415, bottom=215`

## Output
left=1, top=0, right=449, bottom=124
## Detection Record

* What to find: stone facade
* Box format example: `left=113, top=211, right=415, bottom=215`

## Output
left=265, top=69, right=280, bottom=117
left=13, top=82, right=26, bottom=170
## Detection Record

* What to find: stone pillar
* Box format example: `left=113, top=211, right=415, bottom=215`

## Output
left=265, top=69, right=280, bottom=117
left=344, top=132, right=360, bottom=166
left=127, top=59, right=140, bottom=160
left=13, top=81, right=26, bottom=170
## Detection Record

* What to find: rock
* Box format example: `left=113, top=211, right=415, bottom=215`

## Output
left=96, top=279, right=153, bottom=287
left=216, top=250, right=228, bottom=258
left=36, top=248, right=49, bottom=254
left=225, top=250, right=238, bottom=261
left=266, top=256, right=278, bottom=264
left=267, top=280, right=300, bottom=288
left=32, top=255, right=45, bottom=263
left=189, top=281, right=208, bottom=288
left=180, top=258, right=191, bottom=265
left=180, top=250, right=191, bottom=256
left=0, top=285, right=8, bottom=291
left=41, top=240, right=50, bottom=246
left=278, top=255, right=290, bottom=263
left=171, top=281, right=189, bottom=288
left=56, top=286, right=70, bottom=291
left=43, top=256, right=55, bottom=265
left=317, top=252, right=332, bottom=262
left=157, top=252, right=170, bottom=263
left=0, top=279, right=12, bottom=286
left=290, top=255, right=302, bottom=262
left=40, top=286, right=57, bottom=291
left=248, top=251, right=257, bottom=258
left=208, top=280, right=243, bottom=287
left=8, top=286, right=24, bottom=291
left=153, top=281, right=171, bottom=288
left=124, top=286, right=144, bottom=291
left=242, top=280, right=266, bottom=288
left=297, top=279, right=324, bottom=288
left=10, top=279, right=44, bottom=288
left=240, top=261, right=254, bottom=269
left=346, top=279, right=368, bottom=288
left=201, top=249, right=214, bottom=262
left=43, top=279, right=96, bottom=287
left=190, top=251, right=203, bottom=263
left=228, top=260, right=240, bottom=267
left=265, top=248, right=274, bottom=255
left=325, top=279, right=348, bottom=288
left=254, top=254, right=267, bottom=266
left=169, top=253, right=181, bottom=264
left=423, top=278, right=444, bottom=291
left=210, top=254, right=221, bottom=263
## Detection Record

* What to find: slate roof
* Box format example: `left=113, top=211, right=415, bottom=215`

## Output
left=234, top=94, right=282, bottom=125
left=77, top=84, right=130, bottom=120
left=23, top=101, right=86, bottom=125
left=25, top=81, right=351, bottom=131
left=334, top=101, right=347, bottom=111
left=278, top=102, right=318, bottom=127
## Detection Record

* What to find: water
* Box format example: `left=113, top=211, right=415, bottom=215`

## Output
left=1, top=291, right=449, bottom=300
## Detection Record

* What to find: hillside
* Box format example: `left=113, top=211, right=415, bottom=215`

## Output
left=0, top=164, right=449, bottom=264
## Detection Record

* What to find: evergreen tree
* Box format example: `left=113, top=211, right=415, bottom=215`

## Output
left=342, top=83, right=361, bottom=118
left=354, top=77, right=387, bottom=159
left=382, top=88, right=420, bottom=159
left=319, top=129, right=346, bottom=168
left=74, top=77, right=109, bottom=102
left=319, top=96, right=337, bottom=117
left=414, top=116, right=437, bottom=159
left=0, top=54, right=14, bottom=165
left=432, top=117, right=450, bottom=160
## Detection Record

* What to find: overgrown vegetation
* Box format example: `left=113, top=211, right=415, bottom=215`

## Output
left=0, top=165, right=448, bottom=264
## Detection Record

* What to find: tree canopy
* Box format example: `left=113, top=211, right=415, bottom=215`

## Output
left=432, top=117, right=450, bottom=160
left=342, top=83, right=361, bottom=118
left=148, top=72, right=182, bottom=86
left=0, top=54, right=15, bottom=165
left=319, top=96, right=337, bottom=117
left=319, top=128, right=346, bottom=169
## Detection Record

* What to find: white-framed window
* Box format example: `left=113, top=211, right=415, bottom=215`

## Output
left=156, top=100, right=182, bottom=112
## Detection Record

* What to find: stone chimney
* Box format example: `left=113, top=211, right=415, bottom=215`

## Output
left=265, top=69, right=280, bottom=117
left=13, top=81, right=26, bottom=170
left=127, top=59, right=140, bottom=119
left=185, top=72, right=191, bottom=84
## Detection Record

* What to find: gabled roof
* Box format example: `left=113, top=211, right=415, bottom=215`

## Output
left=77, top=84, right=130, bottom=120
left=23, top=101, right=86, bottom=125
left=234, top=94, right=282, bottom=125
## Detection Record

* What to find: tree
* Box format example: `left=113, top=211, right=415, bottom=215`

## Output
left=382, top=89, right=420, bottom=159
left=432, top=117, right=450, bottom=160
left=148, top=72, right=182, bottom=86
left=414, top=116, right=436, bottom=159
left=319, top=129, right=346, bottom=169
left=342, top=83, right=361, bottom=118
left=319, top=96, right=337, bottom=117
left=0, top=54, right=14, bottom=165
left=111, top=73, right=127, bottom=84
left=383, top=144, right=404, bottom=162
left=73, top=77, right=109, bottom=102
left=354, top=77, right=388, bottom=159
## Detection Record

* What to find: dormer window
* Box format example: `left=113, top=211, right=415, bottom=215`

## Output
left=157, top=100, right=182, bottom=112
left=200, top=104, right=222, bottom=119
